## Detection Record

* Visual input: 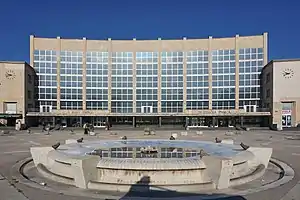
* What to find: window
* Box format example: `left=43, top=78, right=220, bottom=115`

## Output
left=5, top=103, right=17, bottom=114
left=86, top=52, right=109, bottom=110
left=33, top=50, right=57, bottom=109
left=111, top=52, right=133, bottom=113
left=60, top=101, right=82, bottom=110
left=282, top=102, right=293, bottom=110
left=266, top=89, right=270, bottom=98
left=27, top=90, right=32, bottom=99
left=186, top=50, right=209, bottom=110
left=238, top=48, right=264, bottom=108
left=136, top=52, right=158, bottom=113
left=266, top=73, right=270, bottom=83
left=60, top=51, right=83, bottom=110
left=244, top=105, right=256, bottom=112
left=212, top=49, right=236, bottom=109
left=28, top=74, right=32, bottom=84
left=40, top=101, right=57, bottom=111
left=161, top=52, right=184, bottom=113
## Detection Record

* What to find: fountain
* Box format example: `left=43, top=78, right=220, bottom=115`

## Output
left=30, top=139, right=273, bottom=192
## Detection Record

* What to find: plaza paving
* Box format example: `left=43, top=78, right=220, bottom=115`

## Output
left=0, top=128, right=300, bottom=200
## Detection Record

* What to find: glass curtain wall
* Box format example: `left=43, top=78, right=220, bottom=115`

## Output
left=239, top=48, right=264, bottom=109
left=186, top=50, right=209, bottom=110
left=136, top=52, right=158, bottom=113
left=161, top=52, right=184, bottom=113
left=211, top=49, right=236, bottom=109
left=60, top=51, right=83, bottom=109
left=86, top=52, right=109, bottom=110
left=33, top=50, right=57, bottom=110
left=111, top=52, right=133, bottom=113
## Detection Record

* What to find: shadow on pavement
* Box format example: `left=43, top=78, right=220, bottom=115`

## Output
left=120, top=176, right=247, bottom=200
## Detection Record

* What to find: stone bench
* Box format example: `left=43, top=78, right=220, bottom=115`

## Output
left=171, top=133, right=178, bottom=139
left=180, top=132, right=188, bottom=136
left=221, top=139, right=234, bottom=145
left=196, top=131, right=203, bottom=135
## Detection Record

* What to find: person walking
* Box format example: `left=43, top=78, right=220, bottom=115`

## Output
left=83, top=123, right=89, bottom=135
left=42, top=121, right=46, bottom=132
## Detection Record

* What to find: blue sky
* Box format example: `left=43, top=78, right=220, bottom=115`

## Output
left=0, top=0, right=299, bottom=62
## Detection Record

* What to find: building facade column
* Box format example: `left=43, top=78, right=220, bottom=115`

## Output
left=263, top=32, right=268, bottom=66
left=292, top=101, right=297, bottom=127
left=29, top=35, right=35, bottom=122
left=157, top=38, right=162, bottom=113
left=235, top=35, right=240, bottom=110
left=208, top=36, right=213, bottom=110
left=240, top=116, right=244, bottom=127
left=30, top=35, right=34, bottom=67
left=56, top=36, right=61, bottom=110
left=158, top=116, right=162, bottom=127
left=185, top=117, right=189, bottom=128
left=79, top=117, right=83, bottom=127
left=212, top=117, right=216, bottom=127
left=133, top=116, right=136, bottom=128
left=183, top=37, right=187, bottom=113
left=108, top=38, right=112, bottom=113
left=132, top=38, right=137, bottom=113
left=82, top=37, right=87, bottom=110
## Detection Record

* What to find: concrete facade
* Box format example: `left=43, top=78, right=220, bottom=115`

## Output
left=261, top=59, right=300, bottom=129
left=0, top=61, right=37, bottom=125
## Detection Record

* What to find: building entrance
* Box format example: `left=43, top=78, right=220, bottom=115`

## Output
left=141, top=106, right=153, bottom=113
left=282, top=114, right=292, bottom=127
left=188, top=117, right=210, bottom=127
left=282, top=102, right=293, bottom=128
left=216, top=117, right=235, bottom=127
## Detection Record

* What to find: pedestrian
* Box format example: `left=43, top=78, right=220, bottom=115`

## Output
left=42, top=121, right=46, bottom=132
left=83, top=123, right=89, bottom=135
left=106, top=121, right=110, bottom=130
left=15, top=120, right=21, bottom=131
left=90, top=124, right=94, bottom=132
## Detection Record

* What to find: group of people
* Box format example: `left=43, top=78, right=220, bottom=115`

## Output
left=83, top=123, right=94, bottom=135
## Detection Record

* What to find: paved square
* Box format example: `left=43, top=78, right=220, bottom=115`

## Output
left=0, top=128, right=299, bottom=200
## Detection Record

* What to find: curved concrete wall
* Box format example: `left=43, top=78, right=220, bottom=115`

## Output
left=96, top=168, right=210, bottom=185
left=30, top=144, right=272, bottom=192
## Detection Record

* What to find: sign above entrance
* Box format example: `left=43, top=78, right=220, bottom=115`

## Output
left=0, top=113, right=22, bottom=118
left=282, top=110, right=292, bottom=115
left=185, top=109, right=245, bottom=116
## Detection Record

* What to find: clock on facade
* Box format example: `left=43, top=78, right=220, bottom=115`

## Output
left=282, top=68, right=294, bottom=79
left=5, top=70, right=16, bottom=80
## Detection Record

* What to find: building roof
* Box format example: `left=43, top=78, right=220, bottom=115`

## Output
left=0, top=61, right=36, bottom=74
left=0, top=61, right=29, bottom=65
left=30, top=32, right=268, bottom=41
left=271, top=58, right=300, bottom=63
left=262, top=58, right=300, bottom=72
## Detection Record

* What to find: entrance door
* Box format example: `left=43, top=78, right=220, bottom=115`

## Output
left=189, top=117, right=208, bottom=127
left=217, top=118, right=229, bottom=127
left=141, top=106, right=153, bottom=114
left=40, top=105, right=52, bottom=113
left=92, top=117, right=106, bottom=128
left=282, top=114, right=292, bottom=127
